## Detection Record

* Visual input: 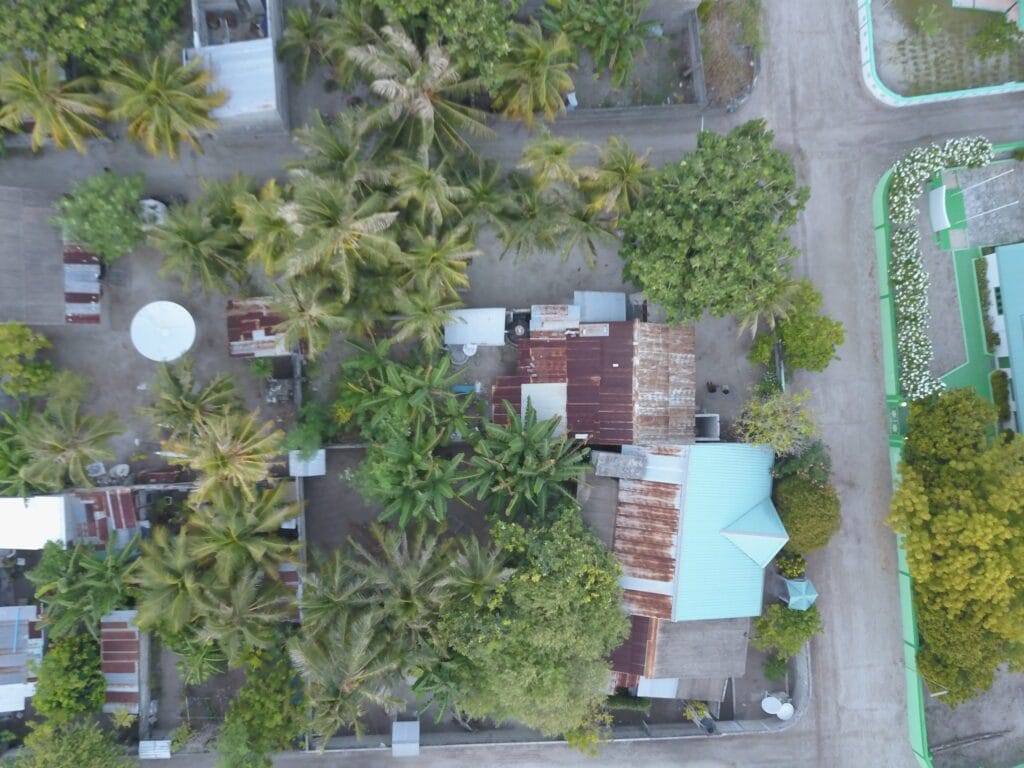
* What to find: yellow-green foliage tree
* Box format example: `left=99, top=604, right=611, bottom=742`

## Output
left=888, top=388, right=1024, bottom=703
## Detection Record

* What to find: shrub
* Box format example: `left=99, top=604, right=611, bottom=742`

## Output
left=772, top=439, right=832, bottom=488
left=0, top=323, right=55, bottom=398
left=773, top=475, right=841, bottom=554
left=752, top=604, right=822, bottom=659
left=697, top=0, right=714, bottom=23
left=7, top=718, right=131, bottom=768
left=768, top=280, right=845, bottom=373
left=221, top=649, right=303, bottom=756
left=32, top=635, right=105, bottom=720
left=1012, top=148, right=1024, bottom=162
left=991, top=370, right=1011, bottom=423
left=735, top=390, right=816, bottom=457
left=605, top=691, right=652, bottom=712
left=763, top=653, right=788, bottom=681
left=975, top=258, right=1000, bottom=352
left=774, top=551, right=806, bottom=579
left=968, top=16, right=1024, bottom=58
left=51, top=173, right=145, bottom=262
left=284, top=400, right=335, bottom=459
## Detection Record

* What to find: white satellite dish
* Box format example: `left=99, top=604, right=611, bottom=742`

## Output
left=130, top=301, right=196, bottom=362
left=760, top=695, right=782, bottom=715
left=776, top=702, right=795, bottom=721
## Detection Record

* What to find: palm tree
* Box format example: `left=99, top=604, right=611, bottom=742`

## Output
left=735, top=278, right=800, bottom=339
left=553, top=198, right=617, bottom=268
left=0, top=55, right=106, bottom=153
left=388, top=156, right=470, bottom=232
left=172, top=636, right=227, bottom=686
left=493, top=22, right=575, bottom=128
left=236, top=178, right=297, bottom=276
left=276, top=2, right=333, bottom=82
left=345, top=25, right=494, bottom=157
left=449, top=536, right=511, bottom=608
left=152, top=203, right=248, bottom=295
left=289, top=109, right=382, bottom=186
left=300, top=551, right=367, bottom=639
left=453, top=159, right=520, bottom=239
left=186, top=484, right=300, bottom=583
left=463, top=401, right=589, bottom=519
left=0, top=405, right=38, bottom=497
left=134, top=526, right=205, bottom=639
left=16, top=399, right=122, bottom=491
left=285, top=175, right=399, bottom=298
left=391, top=292, right=462, bottom=355
left=396, top=228, right=475, bottom=301
left=194, top=569, right=293, bottom=667
left=272, top=278, right=346, bottom=360
left=103, top=45, right=228, bottom=159
left=289, top=610, right=402, bottom=746
left=518, top=131, right=587, bottom=189
left=167, top=411, right=283, bottom=501
left=320, top=1, right=384, bottom=89
left=499, top=175, right=559, bottom=261
left=580, top=136, right=653, bottom=223
left=141, top=354, right=240, bottom=440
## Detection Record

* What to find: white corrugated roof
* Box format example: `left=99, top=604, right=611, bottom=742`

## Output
left=0, top=497, right=70, bottom=549
left=444, top=308, right=506, bottom=347
left=186, top=37, right=280, bottom=121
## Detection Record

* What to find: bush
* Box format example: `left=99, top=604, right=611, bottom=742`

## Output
left=763, top=653, right=788, bottom=681
left=992, top=370, right=1011, bottom=423
left=975, top=258, right=1000, bottom=352
left=605, top=691, right=652, bottom=712
left=221, top=649, right=303, bottom=756
left=752, top=604, right=822, bottom=659
left=774, top=551, right=806, bottom=579
left=7, top=718, right=131, bottom=768
left=51, top=173, right=145, bottom=262
left=772, top=439, right=832, bottom=488
left=284, top=400, right=335, bottom=459
left=768, top=280, right=845, bottom=373
left=0, top=323, right=55, bottom=398
left=32, top=635, right=105, bottom=720
left=735, top=390, right=817, bottom=457
left=968, top=16, right=1024, bottom=58
left=697, top=0, right=714, bottom=23
left=773, top=475, right=841, bottom=554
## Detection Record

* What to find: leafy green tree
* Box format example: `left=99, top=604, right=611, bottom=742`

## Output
left=751, top=604, right=822, bottom=659
left=5, top=718, right=132, bottom=768
left=216, top=718, right=270, bottom=768
left=0, top=55, right=106, bottom=153
left=0, top=323, right=55, bottom=398
left=772, top=439, right=833, bottom=489
left=749, top=279, right=845, bottom=372
left=736, top=277, right=799, bottom=340
left=581, top=136, right=654, bottom=224
left=167, top=412, right=283, bottom=502
left=141, top=355, right=241, bottom=440
left=0, top=0, right=179, bottom=72
left=51, top=173, right=145, bottom=262
left=620, top=120, right=808, bottom=322
left=888, top=388, right=1024, bottom=703
left=772, top=476, right=841, bottom=554
left=493, top=22, right=576, bottom=127
left=345, top=25, right=494, bottom=157
left=0, top=405, right=38, bottom=497
left=103, top=46, right=228, bottom=159
left=31, top=634, right=105, bottom=720
left=441, top=509, right=628, bottom=745
left=735, top=390, right=816, bottom=457
left=463, top=401, right=589, bottom=519
left=28, top=537, right=138, bottom=640
left=15, top=397, right=122, bottom=491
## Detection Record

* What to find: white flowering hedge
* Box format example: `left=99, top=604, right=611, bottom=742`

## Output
left=886, top=136, right=993, bottom=400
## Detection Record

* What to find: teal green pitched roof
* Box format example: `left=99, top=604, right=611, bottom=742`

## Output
left=673, top=443, right=781, bottom=621
left=721, top=498, right=788, bottom=568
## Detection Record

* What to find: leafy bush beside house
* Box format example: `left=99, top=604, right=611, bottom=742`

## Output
left=975, top=257, right=1000, bottom=353
left=6, top=718, right=132, bottom=768
left=735, top=390, right=817, bottom=457
left=991, top=369, right=1011, bottom=422
left=752, top=604, right=822, bottom=659
left=0, top=323, right=55, bottom=398
left=31, top=634, right=106, bottom=720
left=773, top=476, right=841, bottom=554
left=748, top=279, right=845, bottom=373
left=771, top=439, right=832, bottom=489
left=52, top=173, right=145, bottom=262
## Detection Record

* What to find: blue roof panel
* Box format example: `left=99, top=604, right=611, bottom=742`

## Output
left=995, top=243, right=1024, bottom=428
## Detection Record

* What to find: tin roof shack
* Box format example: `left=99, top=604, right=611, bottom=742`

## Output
left=226, top=298, right=289, bottom=358
left=0, top=491, right=140, bottom=551
left=100, top=610, right=145, bottom=715
left=185, top=0, right=288, bottom=129
left=0, top=186, right=102, bottom=326
left=0, top=606, right=43, bottom=713
left=492, top=318, right=696, bottom=446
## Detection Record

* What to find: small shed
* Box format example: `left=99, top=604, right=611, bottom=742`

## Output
left=226, top=298, right=289, bottom=358
left=444, top=307, right=507, bottom=347
left=288, top=449, right=326, bottom=477
left=573, top=291, right=627, bottom=323
left=101, top=610, right=143, bottom=714
left=391, top=720, right=420, bottom=757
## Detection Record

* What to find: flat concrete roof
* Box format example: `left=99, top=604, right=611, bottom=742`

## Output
left=0, top=186, right=66, bottom=326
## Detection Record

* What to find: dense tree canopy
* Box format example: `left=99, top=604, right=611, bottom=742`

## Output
left=888, top=388, right=1024, bottom=703
left=6, top=718, right=131, bottom=768
left=749, top=279, right=845, bottom=373
left=620, top=120, right=808, bottom=322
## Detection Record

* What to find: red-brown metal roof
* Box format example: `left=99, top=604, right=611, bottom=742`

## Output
left=226, top=297, right=286, bottom=358
left=633, top=323, right=696, bottom=445
left=101, top=612, right=140, bottom=712
left=613, top=479, right=680, bottom=583
left=610, top=614, right=659, bottom=677
left=75, top=489, right=138, bottom=544
left=622, top=590, right=672, bottom=620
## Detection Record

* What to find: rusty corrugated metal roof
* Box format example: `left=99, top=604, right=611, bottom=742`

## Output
left=632, top=323, right=696, bottom=445
left=609, top=614, right=659, bottom=678
left=622, top=589, right=672, bottom=620
left=613, top=479, right=680, bottom=583
left=529, top=304, right=580, bottom=332
left=75, top=489, right=138, bottom=544
left=226, top=297, right=288, bottom=358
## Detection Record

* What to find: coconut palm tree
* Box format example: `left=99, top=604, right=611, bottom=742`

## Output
left=194, top=569, right=293, bottom=667
left=15, top=398, right=122, bottom=491
left=0, top=405, right=38, bottom=497
left=152, top=203, right=249, bottom=295
left=141, top=355, right=241, bottom=440
left=493, top=22, right=575, bottom=128
left=172, top=636, right=227, bottom=686
left=397, top=228, right=475, bottom=301
left=553, top=198, right=617, bottom=268
left=462, top=401, right=589, bottom=519
left=518, top=131, right=587, bottom=190
left=289, top=109, right=382, bottom=186
left=186, top=484, right=300, bottom=583
left=103, top=45, right=227, bottom=159
left=320, top=1, right=384, bottom=89
left=134, top=526, right=206, bottom=639
left=499, top=175, right=559, bottom=261
left=300, top=551, right=367, bottom=639
left=391, top=293, right=462, bottom=355
left=580, top=136, right=653, bottom=223
left=345, top=25, right=494, bottom=157
left=388, top=156, right=469, bottom=232
left=236, top=178, right=297, bottom=276
left=735, top=277, right=801, bottom=339
left=449, top=535, right=511, bottom=608
left=289, top=610, right=402, bottom=746
left=276, top=2, right=333, bottom=83
left=167, top=411, right=283, bottom=502
left=0, top=55, right=106, bottom=153
left=453, top=159, right=520, bottom=239
left=285, top=175, right=399, bottom=297
left=272, top=278, right=346, bottom=360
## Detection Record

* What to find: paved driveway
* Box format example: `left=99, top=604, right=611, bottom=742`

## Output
left=3, top=2, right=1020, bottom=767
